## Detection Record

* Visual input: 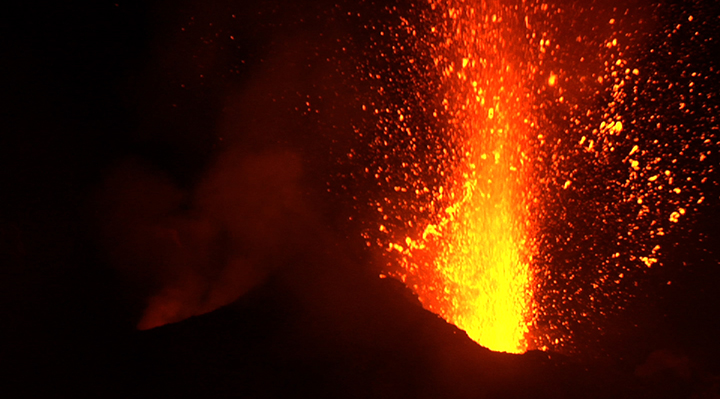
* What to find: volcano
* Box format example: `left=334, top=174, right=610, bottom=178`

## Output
left=3, top=0, right=720, bottom=398
left=125, top=259, right=694, bottom=399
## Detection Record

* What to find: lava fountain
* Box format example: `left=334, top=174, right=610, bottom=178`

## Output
left=348, top=0, right=718, bottom=356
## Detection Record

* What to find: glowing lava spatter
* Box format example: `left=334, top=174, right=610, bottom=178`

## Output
left=341, top=0, right=719, bottom=356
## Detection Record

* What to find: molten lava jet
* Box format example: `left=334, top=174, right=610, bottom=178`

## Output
left=392, top=8, right=537, bottom=353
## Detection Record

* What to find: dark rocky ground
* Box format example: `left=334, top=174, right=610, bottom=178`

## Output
left=100, top=265, right=711, bottom=398
left=127, top=278, right=630, bottom=399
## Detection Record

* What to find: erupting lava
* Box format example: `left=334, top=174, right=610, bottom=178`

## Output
left=344, top=0, right=718, bottom=355
left=395, top=6, right=537, bottom=352
left=413, top=113, right=535, bottom=353
left=97, top=0, right=717, bottom=353
left=352, top=0, right=542, bottom=353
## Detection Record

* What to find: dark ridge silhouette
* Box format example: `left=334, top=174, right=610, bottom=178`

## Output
left=127, top=267, right=673, bottom=399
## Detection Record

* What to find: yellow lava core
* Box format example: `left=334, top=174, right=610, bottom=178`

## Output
left=442, top=129, right=534, bottom=353
left=401, top=123, right=534, bottom=353
left=424, top=89, right=534, bottom=353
